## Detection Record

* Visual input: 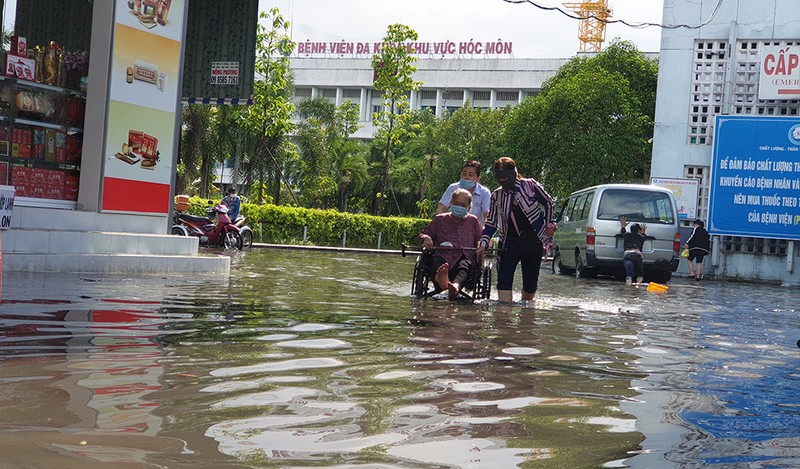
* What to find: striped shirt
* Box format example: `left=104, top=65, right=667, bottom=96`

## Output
left=479, top=178, right=555, bottom=248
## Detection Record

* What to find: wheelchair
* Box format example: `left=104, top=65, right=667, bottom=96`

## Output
left=408, top=247, right=493, bottom=301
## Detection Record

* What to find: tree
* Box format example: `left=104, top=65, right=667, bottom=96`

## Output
left=241, top=7, right=296, bottom=204
left=292, top=97, right=367, bottom=210
left=430, top=104, right=508, bottom=201
left=504, top=40, right=657, bottom=199
left=371, top=23, right=422, bottom=215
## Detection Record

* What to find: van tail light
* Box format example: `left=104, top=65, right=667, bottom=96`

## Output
left=586, top=227, right=596, bottom=250
left=673, top=232, right=681, bottom=252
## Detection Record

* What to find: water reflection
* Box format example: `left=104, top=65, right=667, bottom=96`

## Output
left=1, top=251, right=799, bottom=468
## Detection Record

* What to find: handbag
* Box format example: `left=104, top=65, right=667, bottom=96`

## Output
left=680, top=247, right=690, bottom=258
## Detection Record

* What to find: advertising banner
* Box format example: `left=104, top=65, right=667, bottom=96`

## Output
left=759, top=45, right=800, bottom=100
left=102, top=0, right=186, bottom=214
left=709, top=116, right=800, bottom=240
left=0, top=185, right=15, bottom=230
left=650, top=177, right=699, bottom=220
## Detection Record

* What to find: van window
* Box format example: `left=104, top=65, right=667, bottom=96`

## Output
left=572, top=194, right=588, bottom=222
left=559, top=197, right=575, bottom=223
left=580, top=192, right=594, bottom=220
left=596, top=189, right=675, bottom=224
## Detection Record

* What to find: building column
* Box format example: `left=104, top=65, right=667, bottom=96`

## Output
left=409, top=89, right=418, bottom=111
left=359, top=88, right=369, bottom=122
left=78, top=1, right=115, bottom=212
left=435, top=89, right=443, bottom=118
left=336, top=87, right=343, bottom=106
left=490, top=89, right=497, bottom=110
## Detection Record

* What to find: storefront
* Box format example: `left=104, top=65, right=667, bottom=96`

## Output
left=0, top=0, right=257, bottom=272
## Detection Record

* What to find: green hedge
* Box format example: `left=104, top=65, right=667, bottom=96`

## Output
left=181, top=196, right=429, bottom=249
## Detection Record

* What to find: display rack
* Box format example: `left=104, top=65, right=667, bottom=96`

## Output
left=0, top=74, right=85, bottom=203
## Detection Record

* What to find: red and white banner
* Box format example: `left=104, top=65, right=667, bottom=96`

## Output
left=102, top=0, right=185, bottom=214
left=759, top=45, right=800, bottom=100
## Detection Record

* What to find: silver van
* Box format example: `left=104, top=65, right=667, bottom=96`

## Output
left=551, top=184, right=681, bottom=282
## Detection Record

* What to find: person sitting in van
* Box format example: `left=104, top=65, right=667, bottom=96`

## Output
left=684, top=218, right=710, bottom=280
left=420, top=189, right=483, bottom=300
left=620, top=216, right=648, bottom=285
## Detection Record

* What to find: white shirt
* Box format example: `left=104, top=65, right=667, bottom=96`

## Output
left=439, top=182, right=491, bottom=226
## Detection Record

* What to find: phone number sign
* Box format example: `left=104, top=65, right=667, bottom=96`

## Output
left=210, top=62, right=239, bottom=85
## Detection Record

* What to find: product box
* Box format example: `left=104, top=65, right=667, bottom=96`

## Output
left=10, top=36, right=27, bottom=57
left=55, top=131, right=66, bottom=162
left=47, top=169, right=65, bottom=186
left=11, top=166, right=30, bottom=183
left=13, top=182, right=28, bottom=197
left=28, top=182, right=46, bottom=199
left=4, top=53, right=36, bottom=81
left=44, top=184, right=64, bottom=200
left=66, top=134, right=82, bottom=163
left=33, top=127, right=46, bottom=160
left=29, top=168, right=47, bottom=183
left=45, top=129, right=57, bottom=161
left=0, top=126, right=8, bottom=156
left=0, top=161, right=7, bottom=185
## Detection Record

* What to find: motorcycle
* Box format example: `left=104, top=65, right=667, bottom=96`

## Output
left=172, top=203, right=243, bottom=250
left=232, top=215, right=254, bottom=249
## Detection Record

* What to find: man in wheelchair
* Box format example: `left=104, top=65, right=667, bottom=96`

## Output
left=418, top=188, right=483, bottom=300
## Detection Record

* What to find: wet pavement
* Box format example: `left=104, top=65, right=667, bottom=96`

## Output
left=1, top=249, right=799, bottom=468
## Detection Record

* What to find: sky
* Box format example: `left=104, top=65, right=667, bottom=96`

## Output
left=1, top=1, right=663, bottom=58
left=264, top=0, right=665, bottom=58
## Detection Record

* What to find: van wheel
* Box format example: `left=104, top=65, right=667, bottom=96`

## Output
left=575, top=255, right=594, bottom=278
left=552, top=252, right=574, bottom=276
left=648, top=272, right=672, bottom=283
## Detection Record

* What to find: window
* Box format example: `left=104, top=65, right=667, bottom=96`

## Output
left=688, top=39, right=800, bottom=146
left=420, top=90, right=437, bottom=100
left=580, top=192, right=594, bottom=220
left=472, top=91, right=490, bottom=101
left=342, top=89, right=361, bottom=99
left=558, top=197, right=576, bottom=223
left=295, top=87, right=312, bottom=98
left=442, top=90, right=463, bottom=101
left=321, top=88, right=337, bottom=98
left=572, top=194, right=588, bottom=222
left=597, top=189, right=675, bottom=224
left=497, top=91, right=518, bottom=101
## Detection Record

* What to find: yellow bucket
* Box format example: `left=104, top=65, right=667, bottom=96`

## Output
left=647, top=282, right=669, bottom=292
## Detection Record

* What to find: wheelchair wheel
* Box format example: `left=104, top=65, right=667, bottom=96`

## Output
left=411, top=256, right=428, bottom=297
left=473, top=262, right=493, bottom=300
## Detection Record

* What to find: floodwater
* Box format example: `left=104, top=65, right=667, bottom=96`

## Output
left=1, top=249, right=800, bottom=469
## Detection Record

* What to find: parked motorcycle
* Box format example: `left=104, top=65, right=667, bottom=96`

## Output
left=232, top=215, right=254, bottom=249
left=172, top=203, right=243, bottom=250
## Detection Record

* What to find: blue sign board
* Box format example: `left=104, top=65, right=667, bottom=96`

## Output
left=710, top=116, right=800, bottom=240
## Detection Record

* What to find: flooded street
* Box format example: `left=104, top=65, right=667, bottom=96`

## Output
left=1, top=249, right=800, bottom=468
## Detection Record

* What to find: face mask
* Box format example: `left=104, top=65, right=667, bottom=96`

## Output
left=495, top=169, right=517, bottom=191
left=450, top=205, right=469, bottom=218
left=458, top=178, right=477, bottom=189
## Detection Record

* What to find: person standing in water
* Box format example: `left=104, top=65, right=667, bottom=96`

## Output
left=476, top=157, right=556, bottom=303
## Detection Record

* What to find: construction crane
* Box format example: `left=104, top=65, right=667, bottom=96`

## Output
left=562, top=0, right=613, bottom=53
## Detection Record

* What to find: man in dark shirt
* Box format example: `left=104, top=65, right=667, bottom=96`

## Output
left=620, top=216, right=648, bottom=285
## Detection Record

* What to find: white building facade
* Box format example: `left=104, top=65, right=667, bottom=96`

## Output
left=652, top=0, right=800, bottom=285
left=290, top=57, right=569, bottom=140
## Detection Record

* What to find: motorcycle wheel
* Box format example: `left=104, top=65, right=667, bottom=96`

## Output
left=172, top=226, right=187, bottom=236
left=240, top=229, right=253, bottom=249
left=223, top=231, right=243, bottom=250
